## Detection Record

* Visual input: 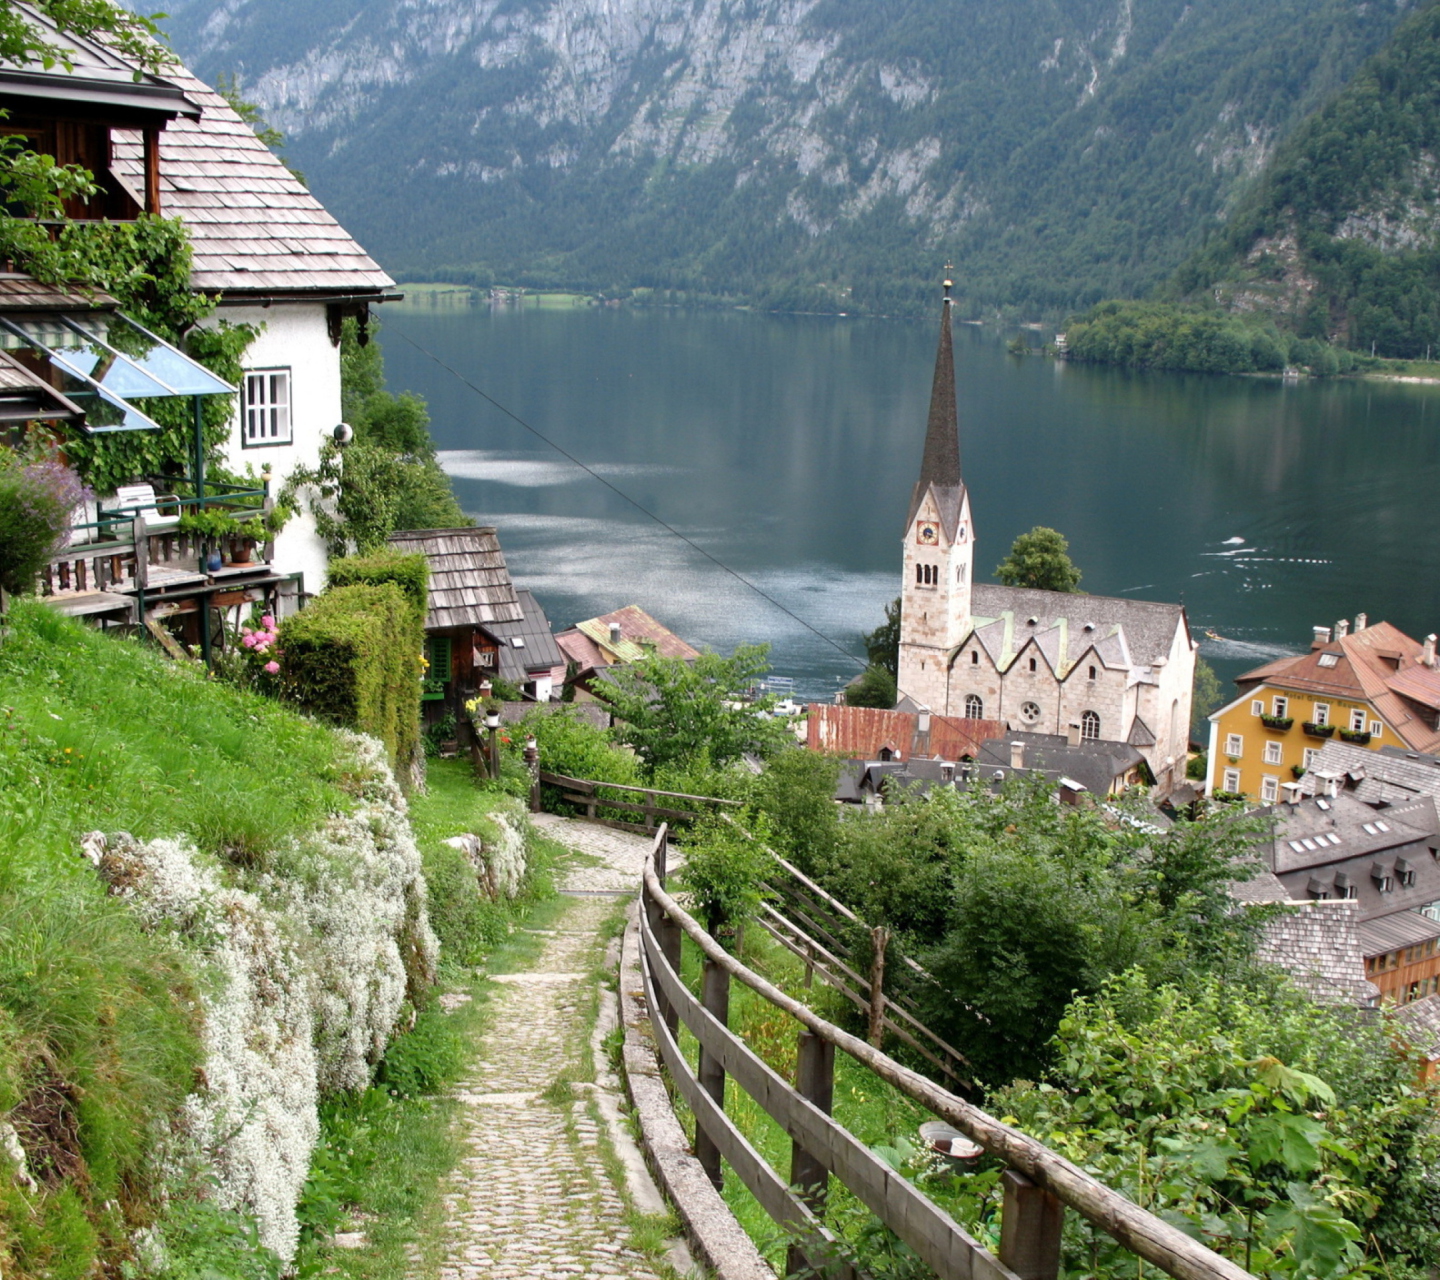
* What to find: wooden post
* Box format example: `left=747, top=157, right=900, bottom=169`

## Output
left=868, top=926, right=889, bottom=1048
left=786, top=1029, right=835, bottom=1278
left=803, top=940, right=815, bottom=989
left=999, top=1169, right=1064, bottom=1280
left=586, top=783, right=598, bottom=822
left=694, top=956, right=730, bottom=1191
left=654, top=831, right=682, bottom=1035
left=645, top=790, right=656, bottom=831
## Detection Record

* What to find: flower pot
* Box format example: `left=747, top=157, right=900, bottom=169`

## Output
left=1302, top=721, right=1336, bottom=738
left=227, top=536, right=256, bottom=565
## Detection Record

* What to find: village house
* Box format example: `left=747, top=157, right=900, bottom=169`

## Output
left=388, top=528, right=564, bottom=726
left=555, top=605, right=699, bottom=699
left=896, top=282, right=1196, bottom=796
left=6, top=14, right=395, bottom=602
left=1206, top=617, right=1440, bottom=802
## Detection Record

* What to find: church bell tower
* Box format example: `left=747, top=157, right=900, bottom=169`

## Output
left=896, top=275, right=973, bottom=714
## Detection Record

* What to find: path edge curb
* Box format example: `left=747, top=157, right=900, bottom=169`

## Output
left=618, top=909, right=776, bottom=1280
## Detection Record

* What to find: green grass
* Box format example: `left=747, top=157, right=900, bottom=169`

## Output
left=0, top=603, right=364, bottom=1277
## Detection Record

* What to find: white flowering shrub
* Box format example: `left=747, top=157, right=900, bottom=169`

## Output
left=476, top=796, right=530, bottom=900
left=81, top=732, right=439, bottom=1263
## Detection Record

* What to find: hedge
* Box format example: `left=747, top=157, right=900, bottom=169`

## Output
left=326, top=550, right=430, bottom=630
left=280, top=583, right=422, bottom=767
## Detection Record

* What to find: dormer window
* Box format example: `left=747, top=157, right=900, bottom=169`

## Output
left=1318, top=653, right=1339, bottom=668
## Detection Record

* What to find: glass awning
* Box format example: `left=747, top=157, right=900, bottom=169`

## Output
left=0, top=310, right=235, bottom=434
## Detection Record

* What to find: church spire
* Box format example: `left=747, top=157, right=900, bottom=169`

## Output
left=905, top=272, right=964, bottom=535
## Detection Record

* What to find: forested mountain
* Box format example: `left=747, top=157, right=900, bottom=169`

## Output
left=1173, top=0, right=1440, bottom=357
left=161, top=0, right=1414, bottom=317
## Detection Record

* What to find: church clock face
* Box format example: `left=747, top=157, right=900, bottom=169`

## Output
left=917, top=522, right=939, bottom=546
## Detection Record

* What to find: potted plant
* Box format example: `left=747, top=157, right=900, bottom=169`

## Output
left=1260, top=713, right=1294, bottom=731
left=1302, top=720, right=1336, bottom=738
left=179, top=508, right=242, bottom=572
left=1339, top=727, right=1371, bottom=744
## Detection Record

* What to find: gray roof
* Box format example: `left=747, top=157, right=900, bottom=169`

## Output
left=1299, top=740, right=1440, bottom=805
left=968, top=584, right=1185, bottom=673
left=108, top=61, right=392, bottom=296
left=1229, top=866, right=1291, bottom=905
left=1357, top=910, right=1440, bottom=958
left=1263, top=793, right=1440, bottom=922
left=388, top=528, right=522, bottom=631
left=974, top=731, right=1145, bottom=797
left=905, top=297, right=965, bottom=539
left=1393, top=994, right=1440, bottom=1059
left=1255, top=901, right=1379, bottom=1006
left=486, top=589, right=565, bottom=682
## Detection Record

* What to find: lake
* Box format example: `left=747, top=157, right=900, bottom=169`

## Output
left=381, top=297, right=1440, bottom=703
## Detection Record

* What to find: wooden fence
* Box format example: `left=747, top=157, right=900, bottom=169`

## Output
left=537, top=771, right=741, bottom=831
left=639, top=825, right=1253, bottom=1280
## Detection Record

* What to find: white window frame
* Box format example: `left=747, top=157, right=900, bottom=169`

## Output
left=1303, top=747, right=1321, bottom=769
left=1263, top=741, right=1283, bottom=765
left=1222, top=768, right=1241, bottom=793
left=1370, top=720, right=1383, bottom=737
left=243, top=368, right=292, bottom=447
left=1313, top=703, right=1330, bottom=725
left=1261, top=775, right=1280, bottom=803
left=1251, top=700, right=1264, bottom=716
left=1273, top=695, right=1288, bottom=717
left=1350, top=708, right=1367, bottom=732
left=1225, top=733, right=1243, bottom=757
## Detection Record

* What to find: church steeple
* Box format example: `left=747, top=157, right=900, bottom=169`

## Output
left=905, top=274, right=965, bottom=538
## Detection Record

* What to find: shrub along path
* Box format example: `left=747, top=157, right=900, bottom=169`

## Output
left=427, top=818, right=674, bottom=1280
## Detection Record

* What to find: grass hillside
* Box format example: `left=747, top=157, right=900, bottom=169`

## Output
left=0, top=604, right=406, bottom=1276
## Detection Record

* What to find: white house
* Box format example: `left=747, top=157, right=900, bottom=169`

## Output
left=895, top=284, right=1196, bottom=795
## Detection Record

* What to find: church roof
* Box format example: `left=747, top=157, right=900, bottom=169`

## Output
left=905, top=294, right=965, bottom=539
left=964, top=584, right=1184, bottom=675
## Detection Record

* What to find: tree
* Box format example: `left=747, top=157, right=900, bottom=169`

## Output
left=843, top=663, right=896, bottom=708
left=214, top=72, right=305, bottom=186
left=598, top=644, right=792, bottom=774
left=862, top=596, right=901, bottom=676
left=0, top=1, right=171, bottom=76
left=1190, top=655, right=1224, bottom=736
left=994, top=526, right=1082, bottom=592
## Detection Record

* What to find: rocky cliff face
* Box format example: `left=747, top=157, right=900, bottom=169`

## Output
left=164, top=0, right=1412, bottom=314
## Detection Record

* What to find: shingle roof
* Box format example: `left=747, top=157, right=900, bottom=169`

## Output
left=973, top=730, right=1145, bottom=796
left=108, top=62, right=393, bottom=296
left=967, top=584, right=1185, bottom=672
left=0, top=273, right=117, bottom=311
left=557, top=605, right=700, bottom=670
left=387, top=528, right=522, bottom=631
left=1299, top=740, right=1440, bottom=804
left=1255, top=901, right=1378, bottom=1006
left=805, top=704, right=1002, bottom=762
left=1393, top=993, right=1440, bottom=1059
left=486, top=589, right=565, bottom=682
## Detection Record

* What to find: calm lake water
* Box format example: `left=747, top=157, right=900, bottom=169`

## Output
left=381, top=299, right=1440, bottom=702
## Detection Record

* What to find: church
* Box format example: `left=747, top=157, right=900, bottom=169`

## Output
left=895, top=283, right=1196, bottom=797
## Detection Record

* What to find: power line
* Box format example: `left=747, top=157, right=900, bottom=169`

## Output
left=389, top=321, right=872, bottom=676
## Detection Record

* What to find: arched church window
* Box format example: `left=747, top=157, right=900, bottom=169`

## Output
left=1089, top=665, right=1097, bottom=680
left=957, top=564, right=966, bottom=584
left=1020, top=701, right=1042, bottom=724
left=1081, top=710, right=1100, bottom=741
left=970, top=650, right=979, bottom=665
left=964, top=694, right=983, bottom=719
left=1029, top=657, right=1037, bottom=672
left=928, top=565, right=937, bottom=585
left=916, top=565, right=923, bottom=585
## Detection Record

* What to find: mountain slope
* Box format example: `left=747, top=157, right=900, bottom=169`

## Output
left=1175, top=0, right=1440, bottom=356
left=163, top=0, right=1412, bottom=315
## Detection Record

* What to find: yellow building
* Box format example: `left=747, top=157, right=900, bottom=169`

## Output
left=1207, top=617, right=1440, bottom=802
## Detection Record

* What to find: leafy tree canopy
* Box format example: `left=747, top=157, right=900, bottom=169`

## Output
left=994, top=526, right=1082, bottom=593
left=598, top=644, right=793, bottom=775
left=1, top=0, right=170, bottom=75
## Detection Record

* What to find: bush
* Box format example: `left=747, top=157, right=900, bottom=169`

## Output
left=844, top=663, right=897, bottom=708
left=0, top=455, right=89, bottom=594
left=375, top=1008, right=465, bottom=1098
left=418, top=837, right=510, bottom=965
left=279, top=582, right=422, bottom=767
left=326, top=549, right=430, bottom=630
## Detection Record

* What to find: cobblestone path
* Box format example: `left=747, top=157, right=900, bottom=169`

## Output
left=432, top=819, right=669, bottom=1280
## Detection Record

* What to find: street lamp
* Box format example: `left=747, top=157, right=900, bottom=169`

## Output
left=485, top=707, right=501, bottom=779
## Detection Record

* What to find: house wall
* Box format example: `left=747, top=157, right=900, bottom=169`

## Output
left=1207, top=681, right=1395, bottom=799
left=204, top=302, right=340, bottom=599
left=1366, top=939, right=1440, bottom=1005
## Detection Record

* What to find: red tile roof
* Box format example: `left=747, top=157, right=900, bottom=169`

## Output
left=805, top=704, right=1002, bottom=761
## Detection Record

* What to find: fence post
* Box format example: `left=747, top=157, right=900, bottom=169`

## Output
left=586, top=782, right=597, bottom=822
left=645, top=790, right=656, bottom=831
left=868, top=926, right=889, bottom=1048
left=803, top=940, right=815, bottom=988
left=694, top=956, right=730, bottom=1191
left=999, top=1170, right=1064, bottom=1280
left=523, top=736, right=540, bottom=812
left=786, top=1028, right=836, bottom=1277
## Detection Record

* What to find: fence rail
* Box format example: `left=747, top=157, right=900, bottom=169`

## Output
left=639, top=826, right=1253, bottom=1280
left=537, top=770, right=741, bottom=832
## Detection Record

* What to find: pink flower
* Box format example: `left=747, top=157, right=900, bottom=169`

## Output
left=261, top=615, right=276, bottom=630
left=263, top=661, right=280, bottom=675
left=242, top=633, right=258, bottom=649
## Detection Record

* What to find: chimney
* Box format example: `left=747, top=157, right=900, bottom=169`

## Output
left=939, top=761, right=955, bottom=783
left=1355, top=612, right=1368, bottom=631
left=1312, top=625, right=1332, bottom=650
left=1010, top=741, right=1025, bottom=769
left=608, top=621, right=622, bottom=646
left=917, top=707, right=931, bottom=734
left=1336, top=619, right=1350, bottom=639
left=1065, top=722, right=1081, bottom=747
left=1426, top=634, right=1438, bottom=669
